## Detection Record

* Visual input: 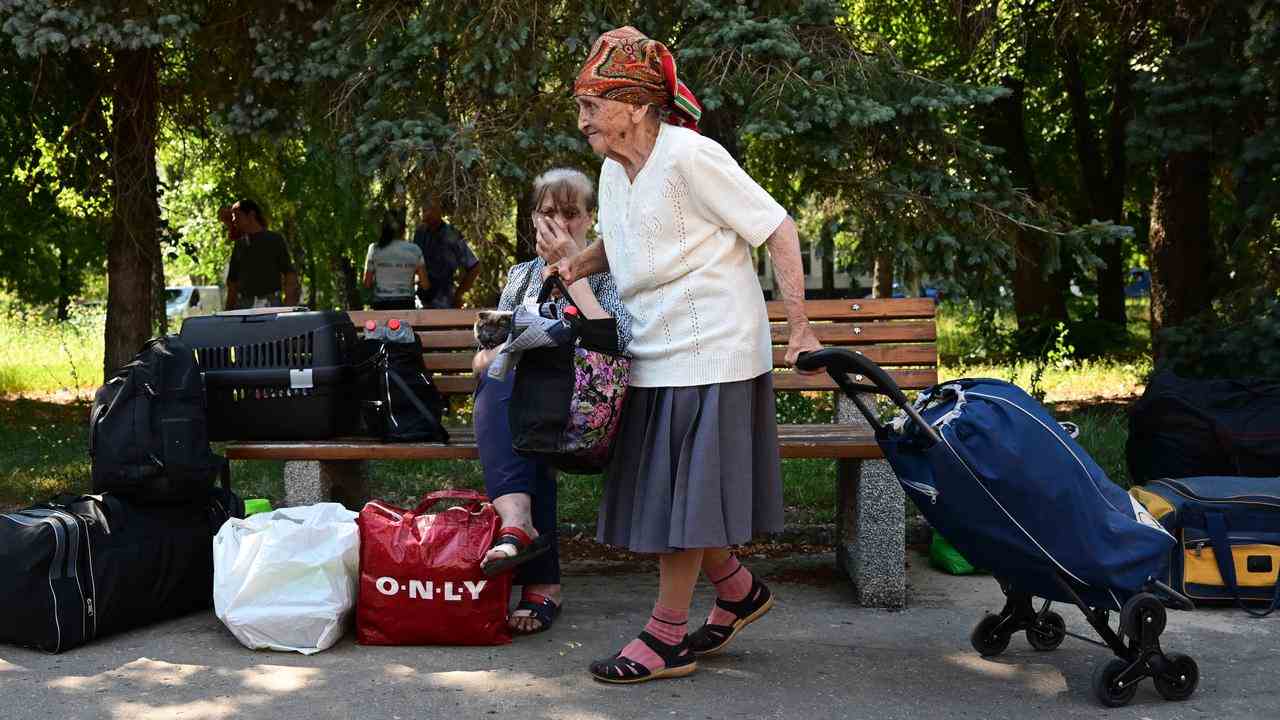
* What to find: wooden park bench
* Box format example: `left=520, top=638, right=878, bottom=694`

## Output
left=224, top=298, right=938, bottom=607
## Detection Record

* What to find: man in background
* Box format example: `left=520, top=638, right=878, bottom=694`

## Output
left=219, top=199, right=301, bottom=309
left=413, top=192, right=480, bottom=308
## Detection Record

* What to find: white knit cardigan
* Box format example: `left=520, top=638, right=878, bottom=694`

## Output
left=597, top=123, right=787, bottom=388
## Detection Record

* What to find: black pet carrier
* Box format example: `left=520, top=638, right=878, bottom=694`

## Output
left=178, top=309, right=358, bottom=440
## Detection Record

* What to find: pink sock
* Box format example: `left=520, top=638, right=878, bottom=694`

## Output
left=618, top=604, right=688, bottom=671
left=705, top=555, right=753, bottom=626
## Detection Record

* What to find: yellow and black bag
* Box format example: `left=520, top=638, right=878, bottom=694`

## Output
left=1130, top=476, right=1280, bottom=617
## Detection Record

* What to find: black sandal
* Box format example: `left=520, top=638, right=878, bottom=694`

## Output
left=589, top=632, right=698, bottom=684
left=688, top=578, right=774, bottom=656
left=481, top=526, right=552, bottom=577
left=511, top=592, right=561, bottom=635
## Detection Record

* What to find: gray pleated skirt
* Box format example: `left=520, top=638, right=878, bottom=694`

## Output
left=596, top=372, right=784, bottom=553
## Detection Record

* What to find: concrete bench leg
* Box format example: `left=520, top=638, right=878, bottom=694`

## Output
left=283, top=460, right=369, bottom=511
left=836, top=396, right=906, bottom=608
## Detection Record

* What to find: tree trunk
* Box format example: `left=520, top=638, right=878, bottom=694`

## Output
left=980, top=78, right=1068, bottom=327
left=1060, top=35, right=1132, bottom=325
left=1149, top=150, right=1213, bottom=357
left=821, top=238, right=835, bottom=295
left=103, top=48, right=160, bottom=376
left=515, top=190, right=536, bottom=264
left=153, top=248, right=167, bottom=335
left=57, top=249, right=72, bottom=322
left=872, top=248, right=894, bottom=298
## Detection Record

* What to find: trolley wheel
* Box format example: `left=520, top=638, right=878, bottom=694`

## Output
left=1026, top=610, right=1066, bottom=651
left=1092, top=658, right=1140, bottom=708
left=1121, top=593, right=1167, bottom=641
left=970, top=613, right=1011, bottom=657
left=1153, top=653, right=1199, bottom=702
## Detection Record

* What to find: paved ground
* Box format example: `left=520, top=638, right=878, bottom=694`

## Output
left=1, top=549, right=1276, bottom=720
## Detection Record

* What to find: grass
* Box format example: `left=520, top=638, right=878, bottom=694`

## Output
left=0, top=303, right=104, bottom=399
left=0, top=300, right=1151, bottom=523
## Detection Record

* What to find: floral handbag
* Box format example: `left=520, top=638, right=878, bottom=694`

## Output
left=508, top=275, right=631, bottom=474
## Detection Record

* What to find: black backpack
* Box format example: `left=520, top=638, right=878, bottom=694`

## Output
left=356, top=333, right=449, bottom=443
left=1127, top=370, right=1280, bottom=483
left=89, top=335, right=226, bottom=503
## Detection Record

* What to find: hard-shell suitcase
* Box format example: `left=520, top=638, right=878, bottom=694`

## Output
left=1131, top=476, right=1280, bottom=616
left=0, top=487, right=242, bottom=653
left=179, top=308, right=358, bottom=440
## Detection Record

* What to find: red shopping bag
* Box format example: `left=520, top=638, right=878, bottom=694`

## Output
left=356, top=490, right=512, bottom=646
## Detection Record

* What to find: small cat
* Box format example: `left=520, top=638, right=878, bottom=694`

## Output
left=474, top=310, right=514, bottom=349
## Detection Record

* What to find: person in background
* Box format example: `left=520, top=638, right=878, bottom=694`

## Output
left=363, top=207, right=428, bottom=311
left=413, top=192, right=480, bottom=308
left=220, top=198, right=300, bottom=310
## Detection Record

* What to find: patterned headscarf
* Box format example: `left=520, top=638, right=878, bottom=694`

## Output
left=573, top=26, right=703, bottom=132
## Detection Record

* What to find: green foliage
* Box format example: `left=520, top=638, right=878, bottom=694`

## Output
left=1158, top=291, right=1280, bottom=379
left=775, top=390, right=835, bottom=424
left=0, top=293, right=103, bottom=396
left=1026, top=322, right=1074, bottom=402
left=1131, top=0, right=1280, bottom=304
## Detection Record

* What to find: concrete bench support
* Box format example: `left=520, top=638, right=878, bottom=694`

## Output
left=283, top=460, right=369, bottom=511
left=835, top=395, right=906, bottom=608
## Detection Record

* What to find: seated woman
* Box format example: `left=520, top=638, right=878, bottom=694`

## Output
left=363, top=207, right=428, bottom=310
left=472, top=168, right=632, bottom=634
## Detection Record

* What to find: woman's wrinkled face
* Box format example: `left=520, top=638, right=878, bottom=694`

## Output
left=575, top=95, right=638, bottom=157
left=534, top=191, right=593, bottom=248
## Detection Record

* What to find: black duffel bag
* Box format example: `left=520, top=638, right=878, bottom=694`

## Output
left=0, top=486, right=242, bottom=653
left=1127, top=370, right=1280, bottom=483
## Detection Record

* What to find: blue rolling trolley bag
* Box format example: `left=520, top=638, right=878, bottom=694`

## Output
left=796, top=348, right=1201, bottom=708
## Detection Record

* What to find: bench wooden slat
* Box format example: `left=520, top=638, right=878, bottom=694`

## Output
left=422, top=344, right=939, bottom=373
left=353, top=298, right=935, bottom=330
left=417, top=330, right=483, bottom=349
left=429, top=368, right=936, bottom=395
left=349, top=309, right=479, bottom=329
left=772, top=369, right=937, bottom=391
left=770, top=321, right=936, bottom=345
left=224, top=424, right=881, bottom=461
left=766, top=298, right=936, bottom=322
left=417, top=321, right=936, bottom=352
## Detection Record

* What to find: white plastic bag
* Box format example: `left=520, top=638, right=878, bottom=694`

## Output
left=213, top=503, right=360, bottom=654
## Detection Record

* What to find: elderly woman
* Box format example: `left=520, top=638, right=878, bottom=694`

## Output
left=548, top=27, right=822, bottom=683
left=473, top=167, right=632, bottom=635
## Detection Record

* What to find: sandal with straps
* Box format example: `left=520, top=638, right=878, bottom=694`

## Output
left=688, top=578, right=775, bottom=656
left=589, top=632, right=698, bottom=684
left=511, top=592, right=561, bottom=635
left=481, top=526, right=552, bottom=577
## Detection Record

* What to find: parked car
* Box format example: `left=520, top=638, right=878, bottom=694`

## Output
left=165, top=286, right=223, bottom=319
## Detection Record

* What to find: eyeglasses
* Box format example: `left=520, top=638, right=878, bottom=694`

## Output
left=534, top=207, right=584, bottom=222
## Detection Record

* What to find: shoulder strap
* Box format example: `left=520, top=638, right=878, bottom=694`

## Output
left=1203, top=510, right=1280, bottom=618
left=386, top=368, right=449, bottom=443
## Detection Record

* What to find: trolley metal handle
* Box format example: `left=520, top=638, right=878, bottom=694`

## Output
left=795, top=349, right=940, bottom=444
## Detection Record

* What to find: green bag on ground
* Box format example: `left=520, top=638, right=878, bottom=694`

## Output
left=929, top=529, right=981, bottom=575
left=243, top=498, right=274, bottom=517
